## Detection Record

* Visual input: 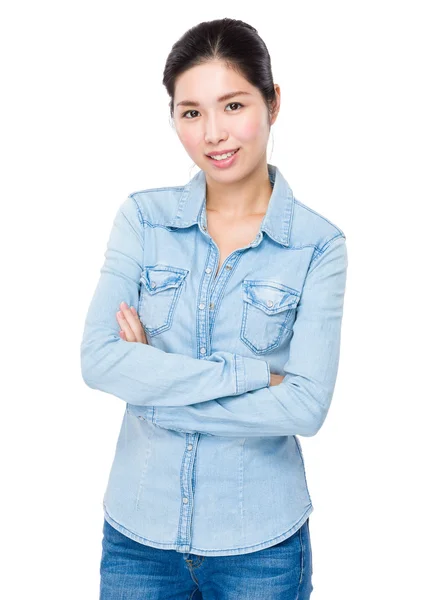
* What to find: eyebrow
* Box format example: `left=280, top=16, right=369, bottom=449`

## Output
left=176, top=90, right=252, bottom=108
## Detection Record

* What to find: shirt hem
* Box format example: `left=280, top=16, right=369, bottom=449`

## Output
left=103, top=502, right=314, bottom=557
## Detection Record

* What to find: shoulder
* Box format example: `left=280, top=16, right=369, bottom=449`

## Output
left=124, top=184, right=184, bottom=226
left=290, top=195, right=346, bottom=257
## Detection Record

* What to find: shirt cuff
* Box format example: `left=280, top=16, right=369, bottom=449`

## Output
left=235, top=354, right=270, bottom=394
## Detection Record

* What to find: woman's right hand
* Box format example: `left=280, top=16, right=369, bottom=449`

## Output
left=116, top=302, right=149, bottom=345
left=269, top=373, right=285, bottom=386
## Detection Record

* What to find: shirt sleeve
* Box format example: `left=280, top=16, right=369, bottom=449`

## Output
left=80, top=195, right=270, bottom=409
left=149, top=235, right=348, bottom=437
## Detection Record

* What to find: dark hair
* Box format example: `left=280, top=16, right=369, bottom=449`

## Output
left=162, top=18, right=277, bottom=126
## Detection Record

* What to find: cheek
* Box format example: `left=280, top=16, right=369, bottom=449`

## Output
left=178, top=131, right=198, bottom=153
left=235, top=115, right=268, bottom=143
left=176, top=121, right=203, bottom=153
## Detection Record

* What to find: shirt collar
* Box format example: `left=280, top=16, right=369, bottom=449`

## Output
left=168, top=163, right=295, bottom=247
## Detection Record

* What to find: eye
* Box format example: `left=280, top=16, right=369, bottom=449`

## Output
left=225, top=102, right=243, bottom=112
left=181, top=109, right=200, bottom=119
left=181, top=102, right=244, bottom=119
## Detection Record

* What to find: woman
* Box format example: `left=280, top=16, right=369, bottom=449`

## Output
left=81, top=17, right=348, bottom=599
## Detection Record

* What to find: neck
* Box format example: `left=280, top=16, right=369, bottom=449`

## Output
left=205, top=160, right=272, bottom=218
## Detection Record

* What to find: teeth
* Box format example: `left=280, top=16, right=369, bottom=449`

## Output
left=210, top=150, right=237, bottom=161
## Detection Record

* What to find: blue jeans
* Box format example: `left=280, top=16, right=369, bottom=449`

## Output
left=100, top=517, right=313, bottom=599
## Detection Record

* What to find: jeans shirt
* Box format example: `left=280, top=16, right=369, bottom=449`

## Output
left=80, top=163, right=348, bottom=556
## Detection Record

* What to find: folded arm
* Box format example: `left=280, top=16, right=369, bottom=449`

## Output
left=148, top=235, right=348, bottom=437
left=80, top=195, right=270, bottom=408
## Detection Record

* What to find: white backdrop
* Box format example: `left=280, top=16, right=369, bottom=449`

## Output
left=1, top=1, right=434, bottom=598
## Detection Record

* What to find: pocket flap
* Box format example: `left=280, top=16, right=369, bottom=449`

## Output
left=141, top=265, right=188, bottom=294
left=242, top=279, right=300, bottom=315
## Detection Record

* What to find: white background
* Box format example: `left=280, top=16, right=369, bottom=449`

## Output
left=1, top=1, right=434, bottom=598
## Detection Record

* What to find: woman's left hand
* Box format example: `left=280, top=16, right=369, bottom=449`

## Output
left=116, top=301, right=148, bottom=344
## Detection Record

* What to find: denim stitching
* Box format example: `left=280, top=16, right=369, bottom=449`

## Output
left=294, top=437, right=313, bottom=506
left=240, top=301, right=295, bottom=354
left=296, top=524, right=305, bottom=600
left=234, top=355, right=240, bottom=395
left=209, top=251, right=244, bottom=343
left=103, top=505, right=313, bottom=554
left=308, top=233, right=345, bottom=270
left=139, top=268, right=187, bottom=336
left=294, top=198, right=346, bottom=237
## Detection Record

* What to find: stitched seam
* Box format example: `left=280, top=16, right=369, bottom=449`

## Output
left=308, top=233, right=345, bottom=272
left=294, top=198, right=346, bottom=236
left=189, top=586, right=199, bottom=599
left=129, top=186, right=184, bottom=196
left=131, top=195, right=145, bottom=225
left=296, top=525, right=305, bottom=600
left=234, top=355, right=239, bottom=395
left=185, top=506, right=312, bottom=553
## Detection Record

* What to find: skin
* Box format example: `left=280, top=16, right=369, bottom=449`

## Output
left=116, top=59, right=284, bottom=386
left=173, top=59, right=281, bottom=217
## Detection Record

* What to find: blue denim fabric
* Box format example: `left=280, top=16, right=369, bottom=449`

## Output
left=81, top=163, right=348, bottom=556
left=100, top=516, right=313, bottom=599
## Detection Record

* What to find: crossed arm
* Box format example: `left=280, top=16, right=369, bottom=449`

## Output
left=80, top=195, right=272, bottom=410
left=81, top=195, right=347, bottom=438
left=124, top=234, right=348, bottom=438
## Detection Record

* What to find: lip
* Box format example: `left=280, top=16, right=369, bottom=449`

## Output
left=206, top=148, right=240, bottom=157
left=206, top=147, right=240, bottom=169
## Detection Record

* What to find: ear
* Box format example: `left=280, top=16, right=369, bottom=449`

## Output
left=270, top=84, right=281, bottom=126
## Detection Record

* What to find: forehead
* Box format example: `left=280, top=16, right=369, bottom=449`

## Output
left=174, top=60, right=259, bottom=103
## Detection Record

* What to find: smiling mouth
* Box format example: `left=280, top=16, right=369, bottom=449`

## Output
left=206, top=148, right=240, bottom=161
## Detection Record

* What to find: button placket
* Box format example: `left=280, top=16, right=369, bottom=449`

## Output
left=199, top=203, right=208, bottom=234
left=177, top=433, right=197, bottom=550
left=197, top=245, right=218, bottom=361
left=206, top=253, right=243, bottom=343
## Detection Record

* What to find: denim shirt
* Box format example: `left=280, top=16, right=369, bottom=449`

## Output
left=80, top=163, right=348, bottom=556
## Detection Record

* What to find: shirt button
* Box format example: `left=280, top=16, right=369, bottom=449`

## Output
left=205, top=267, right=212, bottom=274
left=199, top=303, right=205, bottom=309
left=202, top=225, right=207, bottom=231
left=200, top=347, right=206, bottom=354
left=183, top=497, right=189, bottom=504
left=225, top=265, right=232, bottom=270
left=267, top=300, right=273, bottom=307
left=187, top=444, right=193, bottom=451
left=209, top=302, right=214, bottom=310
left=151, top=281, right=156, bottom=288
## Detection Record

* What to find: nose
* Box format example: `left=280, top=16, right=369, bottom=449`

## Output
left=204, top=113, right=228, bottom=145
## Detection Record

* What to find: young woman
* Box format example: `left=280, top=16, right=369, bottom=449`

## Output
left=81, top=17, right=348, bottom=600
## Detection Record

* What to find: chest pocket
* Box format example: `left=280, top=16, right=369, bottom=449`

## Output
left=138, top=264, right=189, bottom=336
left=240, top=279, right=301, bottom=354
